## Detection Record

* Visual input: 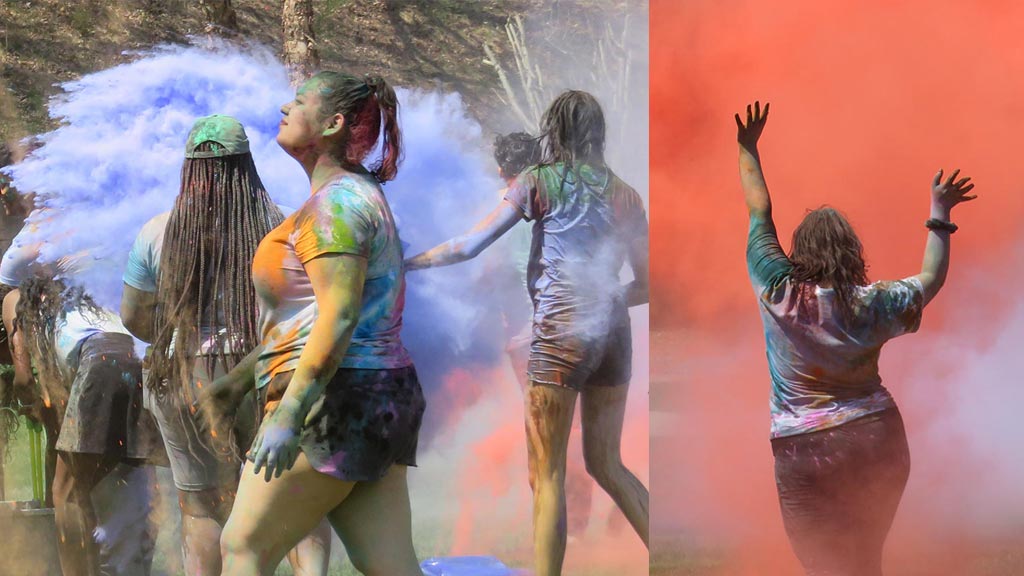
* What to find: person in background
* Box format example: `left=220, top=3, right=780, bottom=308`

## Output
left=406, top=90, right=650, bottom=576
left=489, top=131, right=594, bottom=540
left=4, top=277, right=159, bottom=576
left=121, top=115, right=331, bottom=576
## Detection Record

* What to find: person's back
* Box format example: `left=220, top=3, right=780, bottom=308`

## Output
left=755, top=270, right=924, bottom=436
left=748, top=212, right=926, bottom=438
left=507, top=162, right=645, bottom=331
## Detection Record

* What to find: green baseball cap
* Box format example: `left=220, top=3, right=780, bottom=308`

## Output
left=184, top=114, right=250, bottom=158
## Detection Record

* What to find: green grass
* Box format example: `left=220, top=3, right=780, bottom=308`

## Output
left=1, top=420, right=562, bottom=576
left=2, top=415, right=38, bottom=502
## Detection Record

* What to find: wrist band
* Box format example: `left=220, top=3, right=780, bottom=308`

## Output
left=925, top=218, right=958, bottom=234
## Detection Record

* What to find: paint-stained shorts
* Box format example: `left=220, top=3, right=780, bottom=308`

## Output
left=528, top=303, right=632, bottom=391
left=57, top=333, right=162, bottom=460
left=772, top=408, right=910, bottom=575
left=258, top=365, right=426, bottom=482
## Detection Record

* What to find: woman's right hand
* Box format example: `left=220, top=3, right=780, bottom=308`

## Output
left=736, top=101, right=770, bottom=152
left=931, top=169, right=977, bottom=217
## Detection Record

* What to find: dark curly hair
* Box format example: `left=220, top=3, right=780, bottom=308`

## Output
left=493, top=132, right=541, bottom=181
left=788, top=207, right=869, bottom=322
left=15, top=277, right=104, bottom=413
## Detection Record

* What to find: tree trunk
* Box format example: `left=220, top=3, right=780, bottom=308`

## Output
left=282, top=0, right=320, bottom=86
left=198, top=0, right=238, bottom=31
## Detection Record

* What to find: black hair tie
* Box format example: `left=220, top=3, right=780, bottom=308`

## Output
left=925, top=218, right=958, bottom=234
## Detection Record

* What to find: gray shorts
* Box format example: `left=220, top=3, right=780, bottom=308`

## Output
left=143, top=358, right=257, bottom=492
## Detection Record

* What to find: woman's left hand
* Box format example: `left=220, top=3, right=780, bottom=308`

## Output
left=249, top=397, right=305, bottom=482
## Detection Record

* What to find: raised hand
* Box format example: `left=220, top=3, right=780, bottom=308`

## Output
left=736, top=101, right=770, bottom=152
left=931, top=169, right=978, bottom=214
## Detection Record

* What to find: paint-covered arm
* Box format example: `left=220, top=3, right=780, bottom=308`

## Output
left=404, top=200, right=523, bottom=270
left=736, top=101, right=772, bottom=218
left=915, top=169, right=977, bottom=306
left=622, top=190, right=650, bottom=307
left=3, top=290, right=27, bottom=387
left=737, top=101, right=793, bottom=288
left=120, top=283, right=156, bottom=342
left=2, top=290, right=40, bottom=421
left=249, top=253, right=366, bottom=480
left=194, top=343, right=263, bottom=433
left=625, top=232, right=649, bottom=307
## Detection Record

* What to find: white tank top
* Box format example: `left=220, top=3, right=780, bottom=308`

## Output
left=54, top=307, right=130, bottom=369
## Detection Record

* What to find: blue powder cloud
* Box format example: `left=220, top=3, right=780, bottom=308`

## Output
left=4, top=40, right=511, bottom=437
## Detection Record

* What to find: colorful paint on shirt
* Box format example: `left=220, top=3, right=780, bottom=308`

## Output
left=251, top=174, right=412, bottom=389
left=503, top=163, right=647, bottom=384
left=747, top=215, right=924, bottom=438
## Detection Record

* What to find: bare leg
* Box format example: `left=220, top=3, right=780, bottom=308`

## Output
left=220, top=454, right=354, bottom=576
left=286, top=518, right=332, bottom=576
left=580, top=384, right=648, bottom=546
left=565, top=418, right=593, bottom=538
left=179, top=488, right=233, bottom=576
left=525, top=384, right=577, bottom=576
left=43, top=403, right=61, bottom=507
left=91, top=463, right=157, bottom=576
left=328, top=465, right=421, bottom=576
left=52, top=451, right=119, bottom=576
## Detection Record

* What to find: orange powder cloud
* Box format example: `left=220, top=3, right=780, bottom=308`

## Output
left=651, top=1, right=1024, bottom=573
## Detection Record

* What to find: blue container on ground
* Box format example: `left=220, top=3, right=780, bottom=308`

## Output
left=420, top=555, right=528, bottom=576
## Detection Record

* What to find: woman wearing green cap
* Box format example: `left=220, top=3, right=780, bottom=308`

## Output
left=121, top=115, right=330, bottom=576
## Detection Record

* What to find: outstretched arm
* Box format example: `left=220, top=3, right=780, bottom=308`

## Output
left=3, top=290, right=41, bottom=422
left=916, top=169, right=977, bottom=305
left=405, top=200, right=523, bottom=270
left=736, top=101, right=772, bottom=217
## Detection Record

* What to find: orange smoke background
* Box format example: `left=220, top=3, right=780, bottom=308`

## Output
left=651, top=1, right=1024, bottom=574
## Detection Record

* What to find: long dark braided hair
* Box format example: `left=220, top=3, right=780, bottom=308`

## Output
left=311, top=71, right=403, bottom=184
left=789, top=206, right=870, bottom=323
left=15, top=277, right=104, bottom=412
left=147, top=143, right=284, bottom=399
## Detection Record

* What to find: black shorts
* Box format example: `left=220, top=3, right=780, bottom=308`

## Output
left=259, top=365, right=426, bottom=482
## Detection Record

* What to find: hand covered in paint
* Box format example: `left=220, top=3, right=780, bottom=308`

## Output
left=735, top=101, right=769, bottom=152
left=194, top=372, right=249, bottom=435
left=931, top=169, right=977, bottom=214
left=248, top=397, right=305, bottom=482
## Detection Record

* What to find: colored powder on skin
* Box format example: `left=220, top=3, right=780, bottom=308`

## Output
left=652, top=0, right=1024, bottom=573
